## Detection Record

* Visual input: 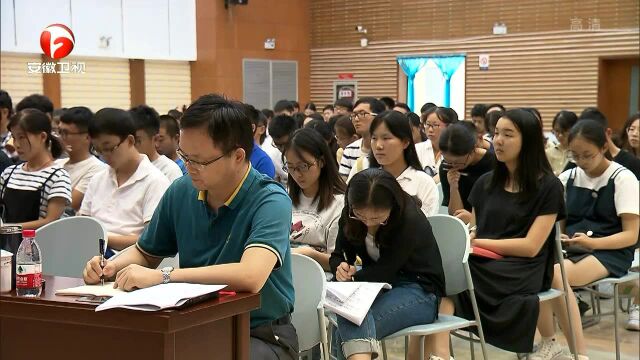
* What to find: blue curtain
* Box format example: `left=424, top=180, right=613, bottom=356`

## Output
left=432, top=56, right=465, bottom=107
left=397, top=57, right=428, bottom=111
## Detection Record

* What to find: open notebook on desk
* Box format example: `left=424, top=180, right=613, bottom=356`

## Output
left=324, top=282, right=391, bottom=326
left=56, top=283, right=125, bottom=298
left=95, top=283, right=227, bottom=312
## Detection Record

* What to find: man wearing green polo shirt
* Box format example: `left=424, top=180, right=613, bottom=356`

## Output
left=83, top=94, right=298, bottom=359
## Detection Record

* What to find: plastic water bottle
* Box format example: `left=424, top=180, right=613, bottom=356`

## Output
left=15, top=229, right=42, bottom=297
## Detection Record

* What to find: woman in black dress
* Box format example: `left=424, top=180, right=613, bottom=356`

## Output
left=426, top=109, right=565, bottom=359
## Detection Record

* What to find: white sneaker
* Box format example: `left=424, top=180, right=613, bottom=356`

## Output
left=428, top=356, right=454, bottom=360
left=626, top=304, right=640, bottom=331
left=528, top=338, right=564, bottom=360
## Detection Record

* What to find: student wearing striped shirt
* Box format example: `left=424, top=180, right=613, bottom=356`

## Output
left=0, top=109, right=71, bottom=229
left=338, top=97, right=386, bottom=181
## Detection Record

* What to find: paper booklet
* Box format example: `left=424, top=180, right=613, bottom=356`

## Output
left=324, top=282, right=391, bottom=326
left=56, top=283, right=125, bottom=298
left=94, top=283, right=227, bottom=312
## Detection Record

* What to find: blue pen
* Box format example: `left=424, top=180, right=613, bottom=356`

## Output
left=98, top=238, right=105, bottom=286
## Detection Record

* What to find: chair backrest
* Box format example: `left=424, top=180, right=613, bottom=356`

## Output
left=428, top=214, right=470, bottom=296
left=436, top=182, right=449, bottom=215
left=157, top=254, right=180, bottom=269
left=36, top=216, right=107, bottom=278
left=290, top=253, right=326, bottom=352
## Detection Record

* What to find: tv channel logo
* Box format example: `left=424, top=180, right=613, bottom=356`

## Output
left=40, top=23, right=75, bottom=59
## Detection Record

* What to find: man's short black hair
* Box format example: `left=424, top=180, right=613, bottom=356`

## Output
left=159, top=114, right=180, bottom=138
left=180, top=94, right=254, bottom=160
left=579, top=107, right=608, bottom=127
left=354, top=97, right=386, bottom=114
left=15, top=94, right=54, bottom=115
left=394, top=102, right=411, bottom=113
left=0, top=90, right=13, bottom=116
left=60, top=106, right=94, bottom=132
left=334, top=98, right=353, bottom=112
left=261, top=108, right=274, bottom=120
left=268, top=114, right=298, bottom=140
left=379, top=96, right=395, bottom=110
left=90, top=108, right=136, bottom=139
left=130, top=105, right=160, bottom=137
left=273, top=100, right=294, bottom=114
left=322, top=104, right=334, bottom=112
left=471, top=103, right=488, bottom=118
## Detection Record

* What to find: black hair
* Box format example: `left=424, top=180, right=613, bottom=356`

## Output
left=578, top=107, right=608, bottom=127
left=180, top=94, right=254, bottom=160
left=306, top=113, right=324, bottom=122
left=334, top=114, right=356, bottom=136
left=523, top=107, right=543, bottom=130
left=305, top=118, right=338, bottom=161
left=379, top=97, right=396, bottom=110
left=488, top=108, right=552, bottom=201
left=0, top=90, right=13, bottom=116
left=486, top=103, right=506, bottom=113
left=90, top=108, right=136, bottom=139
left=129, top=105, right=160, bottom=137
left=274, top=100, right=294, bottom=114
left=394, top=102, right=411, bottom=113
left=322, top=105, right=334, bottom=112
left=439, top=121, right=477, bottom=156
left=8, top=109, right=63, bottom=158
left=354, top=97, right=386, bottom=115
left=304, top=102, right=317, bottom=112
left=406, top=112, right=427, bottom=142
left=268, top=114, right=298, bottom=140
left=369, top=110, right=423, bottom=171
left=285, top=128, right=346, bottom=212
left=420, top=102, right=437, bottom=114
left=552, top=110, right=578, bottom=132
left=167, top=109, right=183, bottom=121
left=486, top=110, right=504, bottom=135
left=568, top=119, right=608, bottom=149
left=60, top=106, right=93, bottom=132
left=261, top=108, right=274, bottom=120
left=244, top=104, right=267, bottom=144
left=292, top=112, right=305, bottom=129
left=342, top=168, right=408, bottom=246
left=291, top=101, right=300, bottom=110
left=422, top=106, right=459, bottom=127
left=620, top=112, right=640, bottom=154
left=471, top=104, right=488, bottom=118
left=334, top=98, right=354, bottom=112
left=15, top=94, right=54, bottom=115
left=159, top=114, right=180, bottom=138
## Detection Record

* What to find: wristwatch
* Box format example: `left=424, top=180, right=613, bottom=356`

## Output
left=161, top=266, right=174, bottom=284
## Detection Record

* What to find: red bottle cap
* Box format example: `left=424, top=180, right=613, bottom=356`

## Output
left=22, top=230, right=36, bottom=238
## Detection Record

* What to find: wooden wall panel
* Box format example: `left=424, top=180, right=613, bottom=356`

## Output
left=0, top=53, right=44, bottom=106
left=309, top=30, right=640, bottom=130
left=312, top=0, right=639, bottom=48
left=145, top=60, right=191, bottom=114
left=60, top=57, right=130, bottom=111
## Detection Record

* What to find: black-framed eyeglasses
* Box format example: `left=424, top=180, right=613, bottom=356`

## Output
left=58, top=129, right=88, bottom=138
left=442, top=153, right=470, bottom=167
left=177, top=148, right=229, bottom=171
left=570, top=152, right=599, bottom=162
left=348, top=207, right=389, bottom=225
left=350, top=112, right=377, bottom=121
left=95, top=138, right=127, bottom=156
left=424, top=122, right=441, bottom=129
left=283, top=162, right=317, bottom=174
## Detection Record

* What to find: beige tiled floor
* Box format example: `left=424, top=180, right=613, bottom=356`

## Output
left=383, top=296, right=639, bottom=360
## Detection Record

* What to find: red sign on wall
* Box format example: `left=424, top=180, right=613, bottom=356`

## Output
left=338, top=73, right=354, bottom=79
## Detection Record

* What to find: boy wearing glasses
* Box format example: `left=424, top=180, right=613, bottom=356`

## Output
left=79, top=108, right=170, bottom=253
left=83, top=95, right=299, bottom=359
left=338, top=97, right=386, bottom=181
left=55, top=107, right=106, bottom=213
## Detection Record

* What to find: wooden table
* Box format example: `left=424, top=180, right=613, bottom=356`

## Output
left=0, top=276, right=260, bottom=360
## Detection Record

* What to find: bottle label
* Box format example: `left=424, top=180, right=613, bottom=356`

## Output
left=16, top=264, right=42, bottom=288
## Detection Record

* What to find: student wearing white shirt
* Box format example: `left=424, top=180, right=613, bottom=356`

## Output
left=338, top=97, right=386, bottom=180
left=129, top=105, right=183, bottom=182
left=422, top=107, right=459, bottom=183
left=349, top=111, right=438, bottom=217
left=56, top=107, right=106, bottom=212
left=285, top=128, right=346, bottom=270
left=80, top=108, right=170, bottom=253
